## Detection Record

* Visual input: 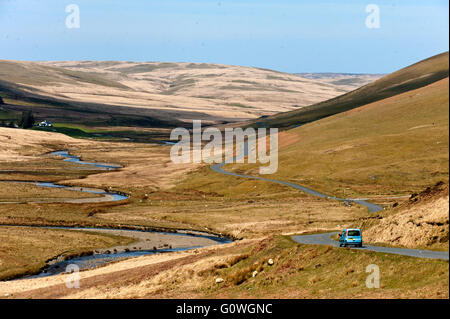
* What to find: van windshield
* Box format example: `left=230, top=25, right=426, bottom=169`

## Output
left=347, top=230, right=360, bottom=236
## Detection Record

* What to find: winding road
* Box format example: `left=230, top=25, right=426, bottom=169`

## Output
left=292, top=232, right=449, bottom=260
left=211, top=143, right=383, bottom=213
left=210, top=142, right=449, bottom=260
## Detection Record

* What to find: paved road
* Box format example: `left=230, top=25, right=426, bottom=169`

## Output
left=292, top=232, right=449, bottom=260
left=210, top=142, right=449, bottom=261
left=210, top=143, right=383, bottom=213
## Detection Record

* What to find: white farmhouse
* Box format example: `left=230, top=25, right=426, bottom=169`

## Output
left=38, top=120, right=53, bottom=127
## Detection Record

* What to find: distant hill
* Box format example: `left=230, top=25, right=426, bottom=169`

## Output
left=296, top=73, right=384, bottom=91
left=253, top=52, right=449, bottom=129
left=0, top=60, right=350, bottom=127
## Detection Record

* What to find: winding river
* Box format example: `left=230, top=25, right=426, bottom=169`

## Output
left=21, top=226, right=231, bottom=279
left=42, top=150, right=128, bottom=203
left=2, top=150, right=231, bottom=280
left=0, top=151, right=128, bottom=204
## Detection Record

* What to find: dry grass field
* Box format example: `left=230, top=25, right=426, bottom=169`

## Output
left=0, top=182, right=102, bottom=203
left=0, top=226, right=134, bottom=280
left=0, top=120, right=447, bottom=297
left=0, top=127, right=82, bottom=160
left=219, top=77, right=449, bottom=200
left=0, top=127, right=366, bottom=237
left=1, top=236, right=447, bottom=299
left=362, top=182, right=449, bottom=251
left=254, top=52, right=449, bottom=129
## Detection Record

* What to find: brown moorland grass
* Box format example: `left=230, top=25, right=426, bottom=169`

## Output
left=199, top=236, right=449, bottom=299
left=0, top=127, right=85, bottom=160
left=60, top=142, right=200, bottom=190
left=0, top=226, right=135, bottom=281
left=0, top=126, right=370, bottom=282
left=254, top=51, right=449, bottom=129
left=211, top=77, right=449, bottom=200
left=361, top=182, right=449, bottom=251
left=0, top=59, right=351, bottom=126
left=0, top=97, right=446, bottom=294
left=15, top=236, right=447, bottom=299
left=0, top=56, right=448, bottom=297
left=0, top=182, right=102, bottom=202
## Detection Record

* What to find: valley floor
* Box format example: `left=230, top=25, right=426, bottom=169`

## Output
left=0, top=126, right=448, bottom=298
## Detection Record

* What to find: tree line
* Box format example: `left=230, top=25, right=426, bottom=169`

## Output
left=0, top=110, right=35, bottom=129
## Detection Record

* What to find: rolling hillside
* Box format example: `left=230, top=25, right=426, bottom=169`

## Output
left=362, top=181, right=449, bottom=250
left=209, top=52, right=449, bottom=202
left=253, top=52, right=449, bottom=129
left=0, top=60, right=351, bottom=127
left=251, top=78, right=447, bottom=197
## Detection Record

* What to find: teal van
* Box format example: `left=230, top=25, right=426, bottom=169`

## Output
left=339, top=229, right=363, bottom=247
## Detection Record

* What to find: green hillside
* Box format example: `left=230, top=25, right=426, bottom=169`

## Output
left=252, top=52, right=449, bottom=129
left=234, top=76, right=449, bottom=200
left=186, top=53, right=450, bottom=204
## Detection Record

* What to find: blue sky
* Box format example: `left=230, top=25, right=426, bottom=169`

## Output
left=0, top=0, right=448, bottom=73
